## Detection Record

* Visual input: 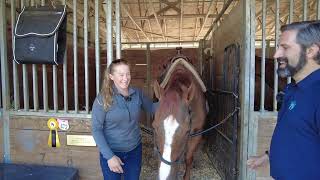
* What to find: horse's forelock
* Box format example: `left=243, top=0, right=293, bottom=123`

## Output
left=159, top=92, right=179, bottom=115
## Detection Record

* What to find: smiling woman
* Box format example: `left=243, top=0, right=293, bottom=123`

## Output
left=91, top=59, right=158, bottom=180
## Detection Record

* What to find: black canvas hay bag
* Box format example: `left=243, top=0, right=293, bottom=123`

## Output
left=14, top=5, right=67, bottom=65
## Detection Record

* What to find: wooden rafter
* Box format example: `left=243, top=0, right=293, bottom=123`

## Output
left=141, top=0, right=153, bottom=41
left=122, top=26, right=179, bottom=40
left=179, top=0, right=183, bottom=41
left=161, top=0, right=181, bottom=12
left=122, top=4, right=150, bottom=42
left=193, top=0, right=201, bottom=41
left=137, top=0, right=144, bottom=28
left=196, top=0, right=214, bottom=40
left=147, top=20, right=154, bottom=41
left=121, top=13, right=220, bottom=20
left=125, top=3, right=141, bottom=42
left=211, top=1, right=218, bottom=24
left=149, top=0, right=165, bottom=40
left=148, top=0, right=181, bottom=18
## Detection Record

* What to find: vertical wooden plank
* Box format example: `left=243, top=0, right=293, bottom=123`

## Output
left=240, top=0, right=256, bottom=179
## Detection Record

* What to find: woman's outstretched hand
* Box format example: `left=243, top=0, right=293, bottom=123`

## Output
left=108, top=155, right=124, bottom=173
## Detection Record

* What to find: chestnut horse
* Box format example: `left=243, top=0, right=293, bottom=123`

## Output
left=153, top=58, right=207, bottom=180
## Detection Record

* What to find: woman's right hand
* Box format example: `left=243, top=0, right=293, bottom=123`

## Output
left=107, top=155, right=124, bottom=173
left=247, top=154, right=269, bottom=170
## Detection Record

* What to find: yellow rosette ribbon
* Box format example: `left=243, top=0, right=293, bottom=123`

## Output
left=47, top=118, right=60, bottom=148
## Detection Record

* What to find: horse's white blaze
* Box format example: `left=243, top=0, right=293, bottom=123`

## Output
left=159, top=115, right=179, bottom=180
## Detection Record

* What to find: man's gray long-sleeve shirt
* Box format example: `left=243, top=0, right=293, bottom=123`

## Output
left=91, top=87, right=157, bottom=160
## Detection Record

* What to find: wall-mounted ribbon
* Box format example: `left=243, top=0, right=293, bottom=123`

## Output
left=47, top=118, right=60, bottom=148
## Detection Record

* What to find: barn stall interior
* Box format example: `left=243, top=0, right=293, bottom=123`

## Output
left=1, top=0, right=319, bottom=180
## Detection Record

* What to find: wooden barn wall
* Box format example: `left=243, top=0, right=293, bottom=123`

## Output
left=9, top=116, right=101, bottom=180
left=254, top=114, right=277, bottom=180
left=210, top=4, right=242, bottom=90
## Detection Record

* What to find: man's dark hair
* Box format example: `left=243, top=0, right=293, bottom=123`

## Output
left=281, top=20, right=320, bottom=64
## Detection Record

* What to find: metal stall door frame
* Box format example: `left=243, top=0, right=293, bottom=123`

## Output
left=206, top=43, right=240, bottom=180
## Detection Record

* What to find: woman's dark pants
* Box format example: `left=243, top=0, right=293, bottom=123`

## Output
left=99, top=143, right=142, bottom=180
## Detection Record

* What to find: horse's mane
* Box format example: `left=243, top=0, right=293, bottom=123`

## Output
left=165, top=69, right=191, bottom=95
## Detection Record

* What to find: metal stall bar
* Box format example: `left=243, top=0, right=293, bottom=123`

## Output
left=303, top=0, right=308, bottom=21
left=273, top=0, right=280, bottom=111
left=53, top=63, right=58, bottom=112
left=22, top=64, right=29, bottom=110
left=53, top=0, right=63, bottom=112
left=63, top=53, right=68, bottom=112
left=95, top=0, right=100, bottom=95
left=146, top=43, right=151, bottom=128
left=73, top=0, right=79, bottom=113
left=84, top=0, right=89, bottom=113
left=41, top=0, right=48, bottom=112
left=317, top=0, right=320, bottom=20
left=116, top=0, right=121, bottom=59
left=287, top=0, right=294, bottom=84
left=106, top=0, right=113, bottom=65
left=0, top=0, right=9, bottom=111
left=42, top=64, right=48, bottom=111
left=30, top=0, right=39, bottom=111
left=21, top=0, right=29, bottom=111
left=260, top=0, right=266, bottom=111
left=62, top=0, right=68, bottom=112
left=1, top=0, right=11, bottom=162
left=11, top=0, right=20, bottom=110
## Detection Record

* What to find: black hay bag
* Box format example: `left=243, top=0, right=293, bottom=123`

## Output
left=13, top=5, right=67, bottom=65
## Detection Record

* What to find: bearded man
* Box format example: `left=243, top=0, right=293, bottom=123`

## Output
left=247, top=21, right=320, bottom=180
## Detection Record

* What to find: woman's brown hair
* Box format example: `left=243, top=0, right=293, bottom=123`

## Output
left=100, top=59, right=130, bottom=110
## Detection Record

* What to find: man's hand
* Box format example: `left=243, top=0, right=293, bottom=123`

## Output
left=247, top=154, right=269, bottom=170
left=107, top=155, right=124, bottom=173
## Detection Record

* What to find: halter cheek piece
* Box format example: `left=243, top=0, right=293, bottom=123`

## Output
left=154, top=106, right=192, bottom=166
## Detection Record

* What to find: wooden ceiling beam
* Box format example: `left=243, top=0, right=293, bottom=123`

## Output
left=148, top=0, right=181, bottom=18
left=193, top=0, right=201, bottom=41
left=123, top=26, right=179, bottom=40
left=120, top=14, right=224, bottom=20
left=161, top=0, right=181, bottom=13
left=179, top=0, right=183, bottom=41
left=122, top=4, right=150, bottom=42
left=149, top=0, right=165, bottom=40
left=196, top=0, right=214, bottom=40
left=147, top=20, right=154, bottom=41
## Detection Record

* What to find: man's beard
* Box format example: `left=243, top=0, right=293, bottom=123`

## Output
left=277, top=50, right=307, bottom=78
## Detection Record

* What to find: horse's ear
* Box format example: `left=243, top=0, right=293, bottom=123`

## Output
left=185, top=82, right=195, bottom=105
left=153, top=80, right=163, bottom=100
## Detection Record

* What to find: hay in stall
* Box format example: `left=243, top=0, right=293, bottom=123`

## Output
left=140, top=132, right=221, bottom=180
